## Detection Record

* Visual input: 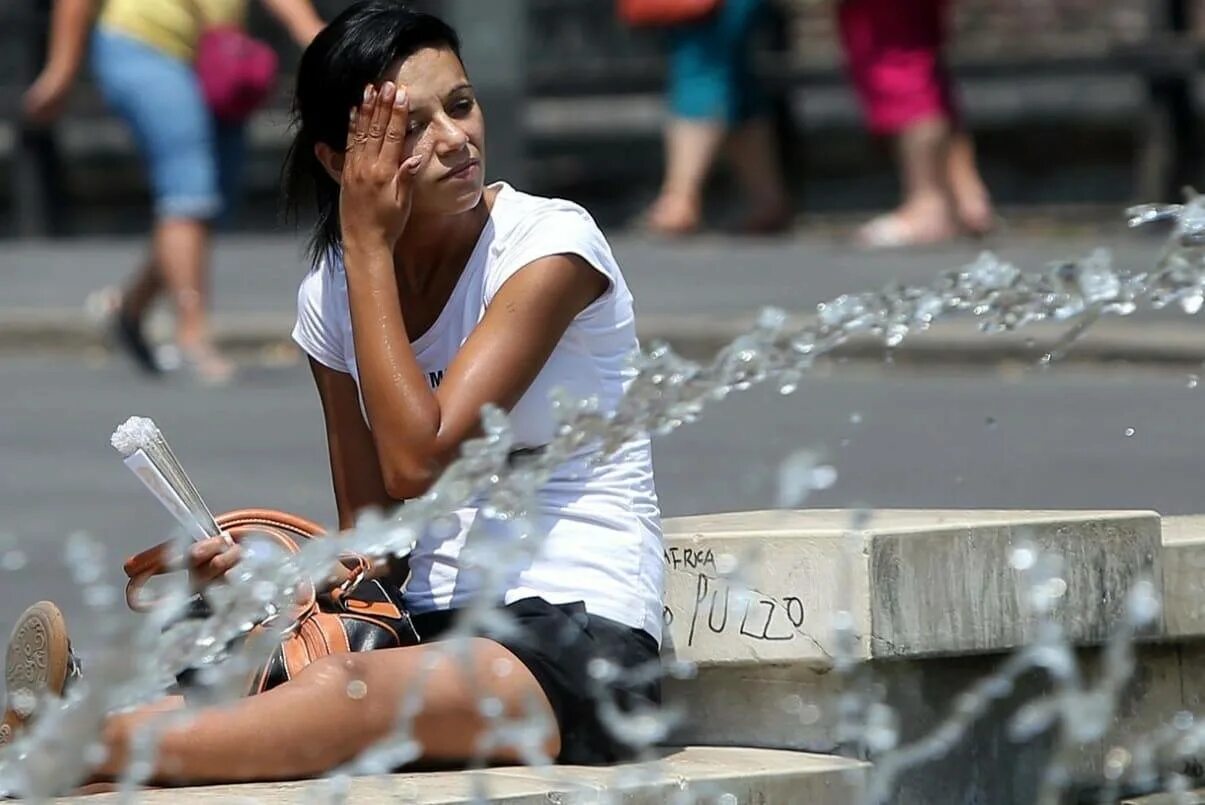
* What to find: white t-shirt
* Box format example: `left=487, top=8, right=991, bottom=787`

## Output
left=292, top=182, right=665, bottom=643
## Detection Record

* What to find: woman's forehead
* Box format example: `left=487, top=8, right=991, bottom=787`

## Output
left=386, top=48, right=468, bottom=99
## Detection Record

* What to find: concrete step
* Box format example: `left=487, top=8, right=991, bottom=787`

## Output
left=660, top=508, right=1162, bottom=666
left=1124, top=791, right=1205, bottom=804
left=1159, top=515, right=1205, bottom=638
left=52, top=747, right=868, bottom=804
left=657, top=509, right=1199, bottom=803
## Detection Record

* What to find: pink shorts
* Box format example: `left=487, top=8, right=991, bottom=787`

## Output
left=837, top=0, right=958, bottom=135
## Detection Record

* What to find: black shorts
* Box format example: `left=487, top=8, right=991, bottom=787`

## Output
left=409, top=597, right=662, bottom=765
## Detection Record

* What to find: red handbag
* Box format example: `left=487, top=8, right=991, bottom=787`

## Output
left=194, top=26, right=279, bottom=123
left=618, top=0, right=722, bottom=27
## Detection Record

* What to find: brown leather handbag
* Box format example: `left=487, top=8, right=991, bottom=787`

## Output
left=617, top=0, right=722, bottom=27
left=123, top=509, right=419, bottom=695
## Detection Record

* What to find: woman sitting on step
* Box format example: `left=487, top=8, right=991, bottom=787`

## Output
left=1, top=1, right=664, bottom=788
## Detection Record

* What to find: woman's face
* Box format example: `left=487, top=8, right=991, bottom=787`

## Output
left=387, top=47, right=486, bottom=217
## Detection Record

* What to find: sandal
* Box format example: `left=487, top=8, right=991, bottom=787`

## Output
left=855, top=212, right=958, bottom=251
left=1, top=602, right=81, bottom=748
left=179, top=344, right=237, bottom=388
left=112, top=311, right=163, bottom=376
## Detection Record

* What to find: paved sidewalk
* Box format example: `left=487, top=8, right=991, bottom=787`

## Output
left=2, top=225, right=1201, bottom=365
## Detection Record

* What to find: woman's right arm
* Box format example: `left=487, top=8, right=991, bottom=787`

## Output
left=188, top=358, right=395, bottom=586
left=23, top=0, right=97, bottom=125
left=308, top=357, right=398, bottom=531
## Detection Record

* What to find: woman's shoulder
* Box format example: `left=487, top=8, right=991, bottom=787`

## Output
left=296, top=250, right=348, bottom=315
left=490, top=183, right=607, bottom=245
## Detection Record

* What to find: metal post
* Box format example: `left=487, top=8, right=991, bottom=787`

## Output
left=1136, top=0, right=1198, bottom=202
left=13, top=0, right=66, bottom=238
left=442, top=0, right=529, bottom=190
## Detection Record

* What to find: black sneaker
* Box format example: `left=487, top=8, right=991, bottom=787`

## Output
left=112, top=312, right=162, bottom=375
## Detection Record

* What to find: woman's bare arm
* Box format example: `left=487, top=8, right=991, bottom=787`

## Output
left=345, top=250, right=606, bottom=500
left=257, top=0, right=324, bottom=46
left=308, top=357, right=397, bottom=529
left=22, top=0, right=96, bottom=123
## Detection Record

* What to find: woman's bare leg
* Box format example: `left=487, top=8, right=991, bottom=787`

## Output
left=94, top=639, right=558, bottom=785
left=724, top=117, right=792, bottom=232
left=946, top=128, right=995, bottom=235
left=152, top=217, right=233, bottom=384
left=645, top=119, right=727, bottom=235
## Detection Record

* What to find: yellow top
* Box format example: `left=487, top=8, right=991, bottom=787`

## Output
left=98, top=0, right=248, bottom=62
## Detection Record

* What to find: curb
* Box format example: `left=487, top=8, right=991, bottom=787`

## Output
left=3, top=309, right=1203, bottom=368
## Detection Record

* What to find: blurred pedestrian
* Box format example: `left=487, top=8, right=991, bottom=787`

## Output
left=837, top=0, right=995, bottom=248
left=22, top=0, right=325, bottom=384
left=629, top=0, right=793, bottom=236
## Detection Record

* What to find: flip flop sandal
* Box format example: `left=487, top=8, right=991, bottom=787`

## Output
left=1, top=602, right=80, bottom=748
left=856, top=213, right=956, bottom=251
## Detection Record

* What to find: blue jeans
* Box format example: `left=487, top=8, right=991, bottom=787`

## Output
left=667, top=0, right=768, bottom=124
left=91, top=28, right=246, bottom=221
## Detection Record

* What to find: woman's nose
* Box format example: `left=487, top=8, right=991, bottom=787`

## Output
left=431, top=117, right=469, bottom=155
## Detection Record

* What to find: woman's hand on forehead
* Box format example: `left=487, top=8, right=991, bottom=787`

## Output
left=339, top=81, right=429, bottom=248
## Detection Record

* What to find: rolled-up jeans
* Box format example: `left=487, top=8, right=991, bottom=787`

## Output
left=91, top=27, right=246, bottom=222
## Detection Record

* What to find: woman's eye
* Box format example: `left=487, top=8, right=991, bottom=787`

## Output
left=451, top=99, right=475, bottom=116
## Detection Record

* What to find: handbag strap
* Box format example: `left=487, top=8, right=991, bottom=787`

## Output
left=122, top=508, right=381, bottom=613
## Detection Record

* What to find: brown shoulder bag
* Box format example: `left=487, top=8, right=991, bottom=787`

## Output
left=123, top=508, right=419, bottom=695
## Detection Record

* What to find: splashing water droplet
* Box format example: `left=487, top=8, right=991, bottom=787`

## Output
left=2, top=550, right=27, bottom=572
left=777, top=451, right=838, bottom=508
left=1188, top=374, right=1200, bottom=389
left=849, top=412, right=863, bottom=425
left=1104, top=747, right=1131, bottom=780
left=1010, top=545, right=1037, bottom=571
left=1126, top=580, right=1161, bottom=626
left=714, top=553, right=739, bottom=575
left=1124, top=427, right=1136, bottom=437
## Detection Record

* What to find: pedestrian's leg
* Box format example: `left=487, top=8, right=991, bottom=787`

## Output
left=643, top=10, right=743, bottom=236
left=837, top=0, right=961, bottom=247
left=151, top=214, right=233, bottom=386
left=647, top=119, right=726, bottom=235
left=95, top=31, right=233, bottom=383
left=892, top=114, right=956, bottom=240
left=718, top=0, right=792, bottom=232
left=946, top=127, right=995, bottom=235
left=725, top=118, right=792, bottom=232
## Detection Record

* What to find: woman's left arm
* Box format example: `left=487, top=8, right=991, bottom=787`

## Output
left=257, top=0, right=324, bottom=46
left=348, top=247, right=606, bottom=500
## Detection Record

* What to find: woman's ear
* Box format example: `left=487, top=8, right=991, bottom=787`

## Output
left=314, top=143, right=344, bottom=184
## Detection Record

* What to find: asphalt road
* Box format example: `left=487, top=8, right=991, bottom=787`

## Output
left=3, top=355, right=1204, bottom=650
left=2, top=227, right=1186, bottom=322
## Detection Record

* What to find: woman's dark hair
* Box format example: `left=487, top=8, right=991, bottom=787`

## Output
left=283, top=1, right=462, bottom=268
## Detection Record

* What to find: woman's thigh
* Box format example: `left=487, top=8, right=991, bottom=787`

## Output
left=345, top=636, right=560, bottom=763
left=90, top=28, right=224, bottom=220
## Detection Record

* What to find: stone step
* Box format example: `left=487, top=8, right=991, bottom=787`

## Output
left=657, top=509, right=1188, bottom=804
left=52, top=747, right=868, bottom=804
left=1122, top=791, right=1205, bottom=804
left=1159, top=515, right=1205, bottom=639
left=661, top=509, right=1162, bottom=666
